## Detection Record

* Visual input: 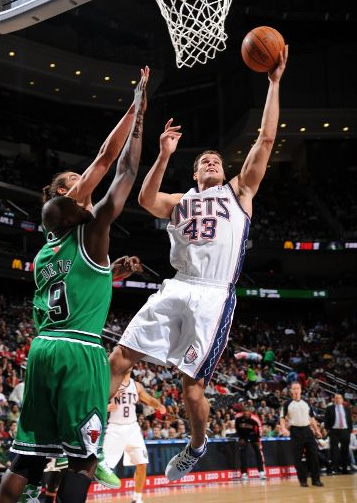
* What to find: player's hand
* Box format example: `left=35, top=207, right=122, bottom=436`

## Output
left=160, top=118, right=182, bottom=157
left=268, top=45, right=288, bottom=83
left=128, top=256, right=143, bottom=274
left=107, top=402, right=118, bottom=412
left=111, top=255, right=143, bottom=281
left=315, top=430, right=322, bottom=439
left=134, top=66, right=150, bottom=114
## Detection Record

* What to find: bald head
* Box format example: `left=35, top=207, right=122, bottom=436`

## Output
left=42, top=196, right=92, bottom=233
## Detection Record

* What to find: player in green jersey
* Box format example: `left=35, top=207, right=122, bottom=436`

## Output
left=0, top=66, right=149, bottom=503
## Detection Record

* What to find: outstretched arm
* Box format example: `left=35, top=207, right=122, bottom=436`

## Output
left=138, top=118, right=183, bottom=218
left=84, top=67, right=149, bottom=265
left=230, top=46, right=288, bottom=217
left=66, top=100, right=136, bottom=206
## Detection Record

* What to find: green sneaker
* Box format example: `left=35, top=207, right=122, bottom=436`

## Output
left=94, top=457, right=121, bottom=489
left=19, top=484, right=42, bottom=502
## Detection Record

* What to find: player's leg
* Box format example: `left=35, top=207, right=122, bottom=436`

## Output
left=0, top=455, right=47, bottom=503
left=165, top=375, right=208, bottom=481
left=4, top=338, right=62, bottom=502
left=252, top=441, right=266, bottom=479
left=124, top=428, right=149, bottom=503
left=239, top=440, right=249, bottom=479
left=57, top=342, right=110, bottom=502
left=109, top=345, right=143, bottom=398
left=165, top=282, right=236, bottom=481
left=182, top=375, right=209, bottom=449
left=42, top=457, right=68, bottom=503
left=132, top=464, right=147, bottom=503
left=57, top=455, right=97, bottom=503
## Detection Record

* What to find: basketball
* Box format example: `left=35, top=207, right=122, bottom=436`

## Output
left=241, top=26, right=285, bottom=72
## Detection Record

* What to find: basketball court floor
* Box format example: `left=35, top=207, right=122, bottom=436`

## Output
left=87, top=474, right=357, bottom=503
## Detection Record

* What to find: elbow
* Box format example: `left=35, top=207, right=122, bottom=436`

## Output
left=259, top=135, right=275, bottom=147
left=138, top=190, right=148, bottom=209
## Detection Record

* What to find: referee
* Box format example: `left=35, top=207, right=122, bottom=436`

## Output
left=280, top=382, right=323, bottom=487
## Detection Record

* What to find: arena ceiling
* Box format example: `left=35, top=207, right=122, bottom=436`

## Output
left=0, top=0, right=356, bottom=164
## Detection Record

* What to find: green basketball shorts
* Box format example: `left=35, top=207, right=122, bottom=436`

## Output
left=12, top=334, right=109, bottom=458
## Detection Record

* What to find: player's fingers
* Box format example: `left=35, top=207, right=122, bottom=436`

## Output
left=166, top=125, right=181, bottom=132
left=164, top=118, right=174, bottom=130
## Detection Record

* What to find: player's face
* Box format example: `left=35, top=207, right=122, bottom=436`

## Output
left=65, top=172, right=81, bottom=189
left=194, top=154, right=225, bottom=186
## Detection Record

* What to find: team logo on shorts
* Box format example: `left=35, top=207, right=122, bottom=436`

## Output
left=80, top=413, right=102, bottom=452
left=184, top=345, right=198, bottom=364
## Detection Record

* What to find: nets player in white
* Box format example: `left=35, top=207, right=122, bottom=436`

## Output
left=109, top=46, right=288, bottom=481
left=96, top=367, right=166, bottom=503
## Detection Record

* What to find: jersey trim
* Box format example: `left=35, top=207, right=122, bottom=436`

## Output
left=226, top=183, right=251, bottom=221
left=78, top=225, right=111, bottom=274
left=231, top=216, right=250, bottom=284
left=38, top=334, right=103, bottom=347
left=46, top=229, right=72, bottom=245
left=51, top=329, right=101, bottom=339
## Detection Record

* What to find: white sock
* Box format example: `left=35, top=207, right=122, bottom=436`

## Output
left=134, top=491, right=143, bottom=502
left=190, top=441, right=206, bottom=456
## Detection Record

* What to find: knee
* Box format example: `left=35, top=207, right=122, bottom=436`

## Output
left=182, top=379, right=206, bottom=406
left=109, top=345, right=124, bottom=371
left=109, top=345, right=141, bottom=373
left=11, top=455, right=48, bottom=485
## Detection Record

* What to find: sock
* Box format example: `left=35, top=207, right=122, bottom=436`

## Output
left=19, top=484, right=42, bottom=502
left=190, top=441, right=206, bottom=457
left=133, top=491, right=143, bottom=501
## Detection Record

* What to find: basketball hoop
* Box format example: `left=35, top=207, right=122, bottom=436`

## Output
left=154, top=0, right=233, bottom=68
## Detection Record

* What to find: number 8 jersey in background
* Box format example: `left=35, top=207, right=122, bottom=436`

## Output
left=167, top=183, right=250, bottom=284
left=32, top=224, right=112, bottom=343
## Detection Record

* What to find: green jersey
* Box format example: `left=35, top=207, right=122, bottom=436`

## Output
left=33, top=224, right=112, bottom=344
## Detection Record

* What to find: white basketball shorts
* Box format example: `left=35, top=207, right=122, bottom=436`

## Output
left=120, top=273, right=237, bottom=384
left=103, top=421, right=148, bottom=467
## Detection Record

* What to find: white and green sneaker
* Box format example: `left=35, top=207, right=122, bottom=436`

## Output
left=94, top=457, right=121, bottom=489
left=19, top=484, right=42, bottom=502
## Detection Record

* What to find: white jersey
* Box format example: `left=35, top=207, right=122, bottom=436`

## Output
left=167, top=183, right=250, bottom=284
left=108, top=378, right=138, bottom=425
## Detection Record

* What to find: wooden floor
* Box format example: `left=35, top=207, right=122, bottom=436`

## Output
left=87, top=474, right=357, bottom=503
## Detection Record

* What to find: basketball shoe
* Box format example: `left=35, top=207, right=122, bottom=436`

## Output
left=19, top=484, right=42, bottom=502
left=165, top=436, right=208, bottom=481
left=94, top=454, right=121, bottom=489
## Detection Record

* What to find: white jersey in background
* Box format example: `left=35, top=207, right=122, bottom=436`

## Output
left=104, top=378, right=148, bottom=468
left=167, top=183, right=250, bottom=284
left=109, top=378, right=138, bottom=425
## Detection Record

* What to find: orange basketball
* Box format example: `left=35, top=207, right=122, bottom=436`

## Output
left=241, top=26, right=285, bottom=72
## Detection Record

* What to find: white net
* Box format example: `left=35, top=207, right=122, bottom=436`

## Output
left=155, top=0, right=233, bottom=68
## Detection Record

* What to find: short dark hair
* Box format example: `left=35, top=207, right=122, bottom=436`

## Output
left=193, top=150, right=224, bottom=173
